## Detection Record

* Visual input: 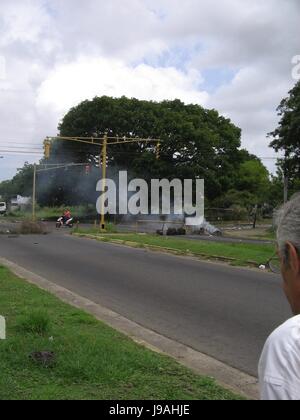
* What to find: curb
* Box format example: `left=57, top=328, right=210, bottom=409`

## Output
left=73, top=233, right=242, bottom=264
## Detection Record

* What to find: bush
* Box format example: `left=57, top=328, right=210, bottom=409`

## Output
left=104, top=223, right=118, bottom=233
left=177, top=227, right=186, bottom=235
left=227, top=205, right=249, bottom=221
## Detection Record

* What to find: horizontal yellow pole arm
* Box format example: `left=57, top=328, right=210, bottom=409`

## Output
left=47, top=136, right=161, bottom=147
left=107, top=139, right=160, bottom=145
left=48, top=136, right=102, bottom=146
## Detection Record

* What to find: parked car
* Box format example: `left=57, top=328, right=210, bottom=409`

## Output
left=0, top=202, right=7, bottom=215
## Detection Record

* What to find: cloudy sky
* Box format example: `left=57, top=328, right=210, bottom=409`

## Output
left=0, top=0, right=299, bottom=180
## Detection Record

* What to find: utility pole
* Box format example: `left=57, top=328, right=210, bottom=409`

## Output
left=252, top=204, right=258, bottom=230
left=32, top=163, right=37, bottom=222
left=100, top=133, right=108, bottom=230
left=284, top=173, right=288, bottom=204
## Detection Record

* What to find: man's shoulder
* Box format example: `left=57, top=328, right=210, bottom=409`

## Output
left=259, top=315, right=300, bottom=398
left=267, top=315, right=300, bottom=352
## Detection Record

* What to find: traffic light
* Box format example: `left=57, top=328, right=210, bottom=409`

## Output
left=44, top=139, right=51, bottom=159
left=156, top=142, right=161, bottom=160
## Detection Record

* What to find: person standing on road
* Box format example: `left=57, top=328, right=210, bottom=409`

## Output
left=259, top=193, right=300, bottom=400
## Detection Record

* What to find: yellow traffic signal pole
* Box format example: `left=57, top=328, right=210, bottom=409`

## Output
left=44, top=139, right=51, bottom=159
left=100, top=133, right=107, bottom=229
left=32, top=139, right=50, bottom=221
left=32, top=163, right=37, bottom=222
left=43, top=135, right=161, bottom=230
left=156, top=141, right=161, bottom=160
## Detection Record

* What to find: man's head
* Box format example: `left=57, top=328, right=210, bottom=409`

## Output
left=276, top=193, right=300, bottom=315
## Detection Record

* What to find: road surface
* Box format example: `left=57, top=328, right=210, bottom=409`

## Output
left=0, top=231, right=290, bottom=376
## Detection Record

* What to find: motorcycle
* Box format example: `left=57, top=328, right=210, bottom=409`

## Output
left=56, top=216, right=74, bottom=229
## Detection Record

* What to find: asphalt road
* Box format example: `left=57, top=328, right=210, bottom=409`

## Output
left=0, top=231, right=291, bottom=376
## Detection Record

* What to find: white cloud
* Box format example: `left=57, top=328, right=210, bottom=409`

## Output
left=0, top=0, right=50, bottom=45
left=208, top=64, right=295, bottom=171
left=36, top=57, right=208, bottom=115
left=0, top=0, right=299, bottom=180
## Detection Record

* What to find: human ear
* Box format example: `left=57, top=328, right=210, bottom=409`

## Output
left=286, top=242, right=300, bottom=275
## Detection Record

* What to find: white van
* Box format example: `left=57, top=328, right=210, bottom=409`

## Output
left=0, top=202, right=7, bottom=215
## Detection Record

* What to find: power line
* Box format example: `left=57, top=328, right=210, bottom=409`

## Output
left=0, top=148, right=43, bottom=151
left=0, top=145, right=283, bottom=161
left=0, top=150, right=281, bottom=160
left=0, top=142, right=43, bottom=146
left=0, top=150, right=43, bottom=156
left=0, top=142, right=283, bottom=161
left=0, top=141, right=282, bottom=154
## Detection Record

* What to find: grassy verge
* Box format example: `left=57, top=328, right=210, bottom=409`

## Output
left=224, top=228, right=276, bottom=242
left=0, top=266, right=241, bottom=400
left=75, top=224, right=118, bottom=234
left=74, top=231, right=275, bottom=267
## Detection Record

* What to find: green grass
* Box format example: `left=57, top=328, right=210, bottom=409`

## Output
left=0, top=266, right=241, bottom=400
left=225, top=227, right=276, bottom=242
left=250, top=230, right=276, bottom=241
left=75, top=223, right=117, bottom=234
left=16, top=310, right=51, bottom=335
left=75, top=232, right=275, bottom=267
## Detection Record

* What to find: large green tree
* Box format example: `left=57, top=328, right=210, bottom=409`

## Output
left=55, top=96, right=249, bottom=202
left=212, top=158, right=271, bottom=209
left=236, top=159, right=270, bottom=199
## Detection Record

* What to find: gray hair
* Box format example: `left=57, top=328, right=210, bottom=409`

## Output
left=276, top=193, right=300, bottom=258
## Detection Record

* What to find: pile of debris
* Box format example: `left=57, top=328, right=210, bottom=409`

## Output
left=196, top=220, right=222, bottom=237
left=0, top=220, right=48, bottom=235
left=157, top=227, right=186, bottom=236
left=19, top=221, right=48, bottom=235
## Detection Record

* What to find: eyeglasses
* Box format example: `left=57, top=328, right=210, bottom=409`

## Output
left=266, top=245, right=300, bottom=274
left=266, top=254, right=281, bottom=274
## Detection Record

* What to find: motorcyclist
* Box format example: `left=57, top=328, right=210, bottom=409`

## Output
left=57, top=209, right=73, bottom=228
left=62, top=209, right=73, bottom=226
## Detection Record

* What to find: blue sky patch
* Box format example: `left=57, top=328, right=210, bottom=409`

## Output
left=202, top=68, right=237, bottom=93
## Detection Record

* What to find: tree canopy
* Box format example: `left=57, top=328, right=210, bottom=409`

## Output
left=269, top=81, right=300, bottom=178
left=0, top=163, right=33, bottom=201
left=55, top=96, right=259, bottom=202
